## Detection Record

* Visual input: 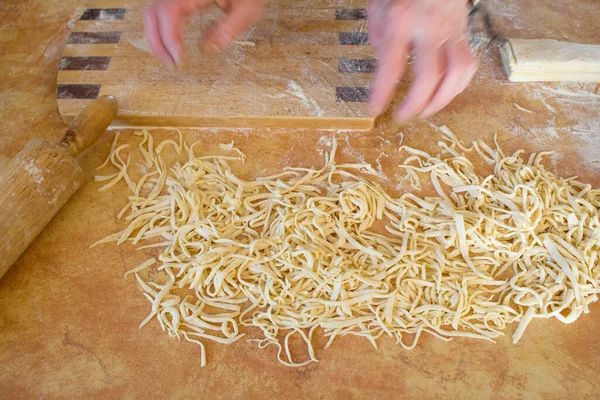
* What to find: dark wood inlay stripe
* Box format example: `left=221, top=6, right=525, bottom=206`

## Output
left=336, top=87, right=369, bottom=103
left=80, top=8, right=126, bottom=21
left=339, top=58, right=376, bottom=73
left=339, top=32, right=369, bottom=45
left=59, top=56, right=111, bottom=71
left=57, top=84, right=101, bottom=100
left=67, top=32, right=121, bottom=44
left=335, top=8, right=367, bottom=20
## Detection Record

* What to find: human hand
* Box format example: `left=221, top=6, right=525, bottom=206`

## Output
left=367, top=0, right=478, bottom=122
left=143, top=0, right=262, bottom=68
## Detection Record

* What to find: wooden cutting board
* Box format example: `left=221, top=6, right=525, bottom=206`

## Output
left=56, top=0, right=376, bottom=130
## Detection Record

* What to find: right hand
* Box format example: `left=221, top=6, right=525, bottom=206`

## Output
left=367, top=0, right=478, bottom=122
left=143, top=0, right=263, bottom=68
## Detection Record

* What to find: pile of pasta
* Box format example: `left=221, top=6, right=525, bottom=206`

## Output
left=94, top=127, right=600, bottom=366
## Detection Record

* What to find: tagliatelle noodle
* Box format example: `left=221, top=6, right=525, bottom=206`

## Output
left=93, top=127, right=600, bottom=367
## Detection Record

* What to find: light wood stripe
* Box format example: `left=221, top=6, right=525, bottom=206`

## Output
left=57, top=69, right=372, bottom=87
left=62, top=42, right=373, bottom=59
left=72, top=19, right=368, bottom=34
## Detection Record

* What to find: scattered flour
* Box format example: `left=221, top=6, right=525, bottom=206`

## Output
left=485, top=0, right=520, bottom=20
left=316, top=135, right=333, bottom=149
left=23, top=161, right=44, bottom=184
left=62, top=9, right=80, bottom=31
left=578, top=133, right=600, bottom=168
left=532, top=83, right=600, bottom=108
left=532, top=89, right=557, bottom=112
left=515, top=83, right=600, bottom=172
left=572, top=117, right=600, bottom=136
left=341, top=145, right=367, bottom=165
left=99, top=9, right=122, bottom=21
left=287, top=81, right=324, bottom=117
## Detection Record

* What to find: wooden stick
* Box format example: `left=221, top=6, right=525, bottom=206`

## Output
left=0, top=96, right=118, bottom=279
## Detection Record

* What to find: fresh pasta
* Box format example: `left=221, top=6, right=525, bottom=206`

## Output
left=93, top=127, right=600, bottom=366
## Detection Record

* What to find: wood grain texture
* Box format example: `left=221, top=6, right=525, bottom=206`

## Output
left=0, top=96, right=117, bottom=279
left=0, top=139, right=84, bottom=279
left=59, top=95, right=118, bottom=157
left=1, top=0, right=600, bottom=398
left=57, top=0, right=375, bottom=130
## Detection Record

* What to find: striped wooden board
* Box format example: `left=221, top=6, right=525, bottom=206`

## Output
left=57, top=0, right=376, bottom=130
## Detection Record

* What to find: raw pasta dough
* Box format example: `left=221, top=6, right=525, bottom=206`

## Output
left=94, top=127, right=600, bottom=367
left=500, top=38, right=600, bottom=82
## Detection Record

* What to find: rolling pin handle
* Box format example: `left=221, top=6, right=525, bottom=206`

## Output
left=59, top=95, right=119, bottom=158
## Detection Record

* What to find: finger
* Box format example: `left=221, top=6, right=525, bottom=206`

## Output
left=367, top=0, right=386, bottom=52
left=202, top=1, right=262, bottom=54
left=420, top=36, right=478, bottom=118
left=155, top=0, right=187, bottom=65
left=367, top=3, right=412, bottom=116
left=143, top=5, right=175, bottom=68
left=394, top=30, right=444, bottom=122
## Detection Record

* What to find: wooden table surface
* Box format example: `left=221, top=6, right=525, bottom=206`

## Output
left=1, top=0, right=599, bottom=398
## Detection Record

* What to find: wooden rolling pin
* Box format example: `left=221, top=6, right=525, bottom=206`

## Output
left=0, top=96, right=118, bottom=279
